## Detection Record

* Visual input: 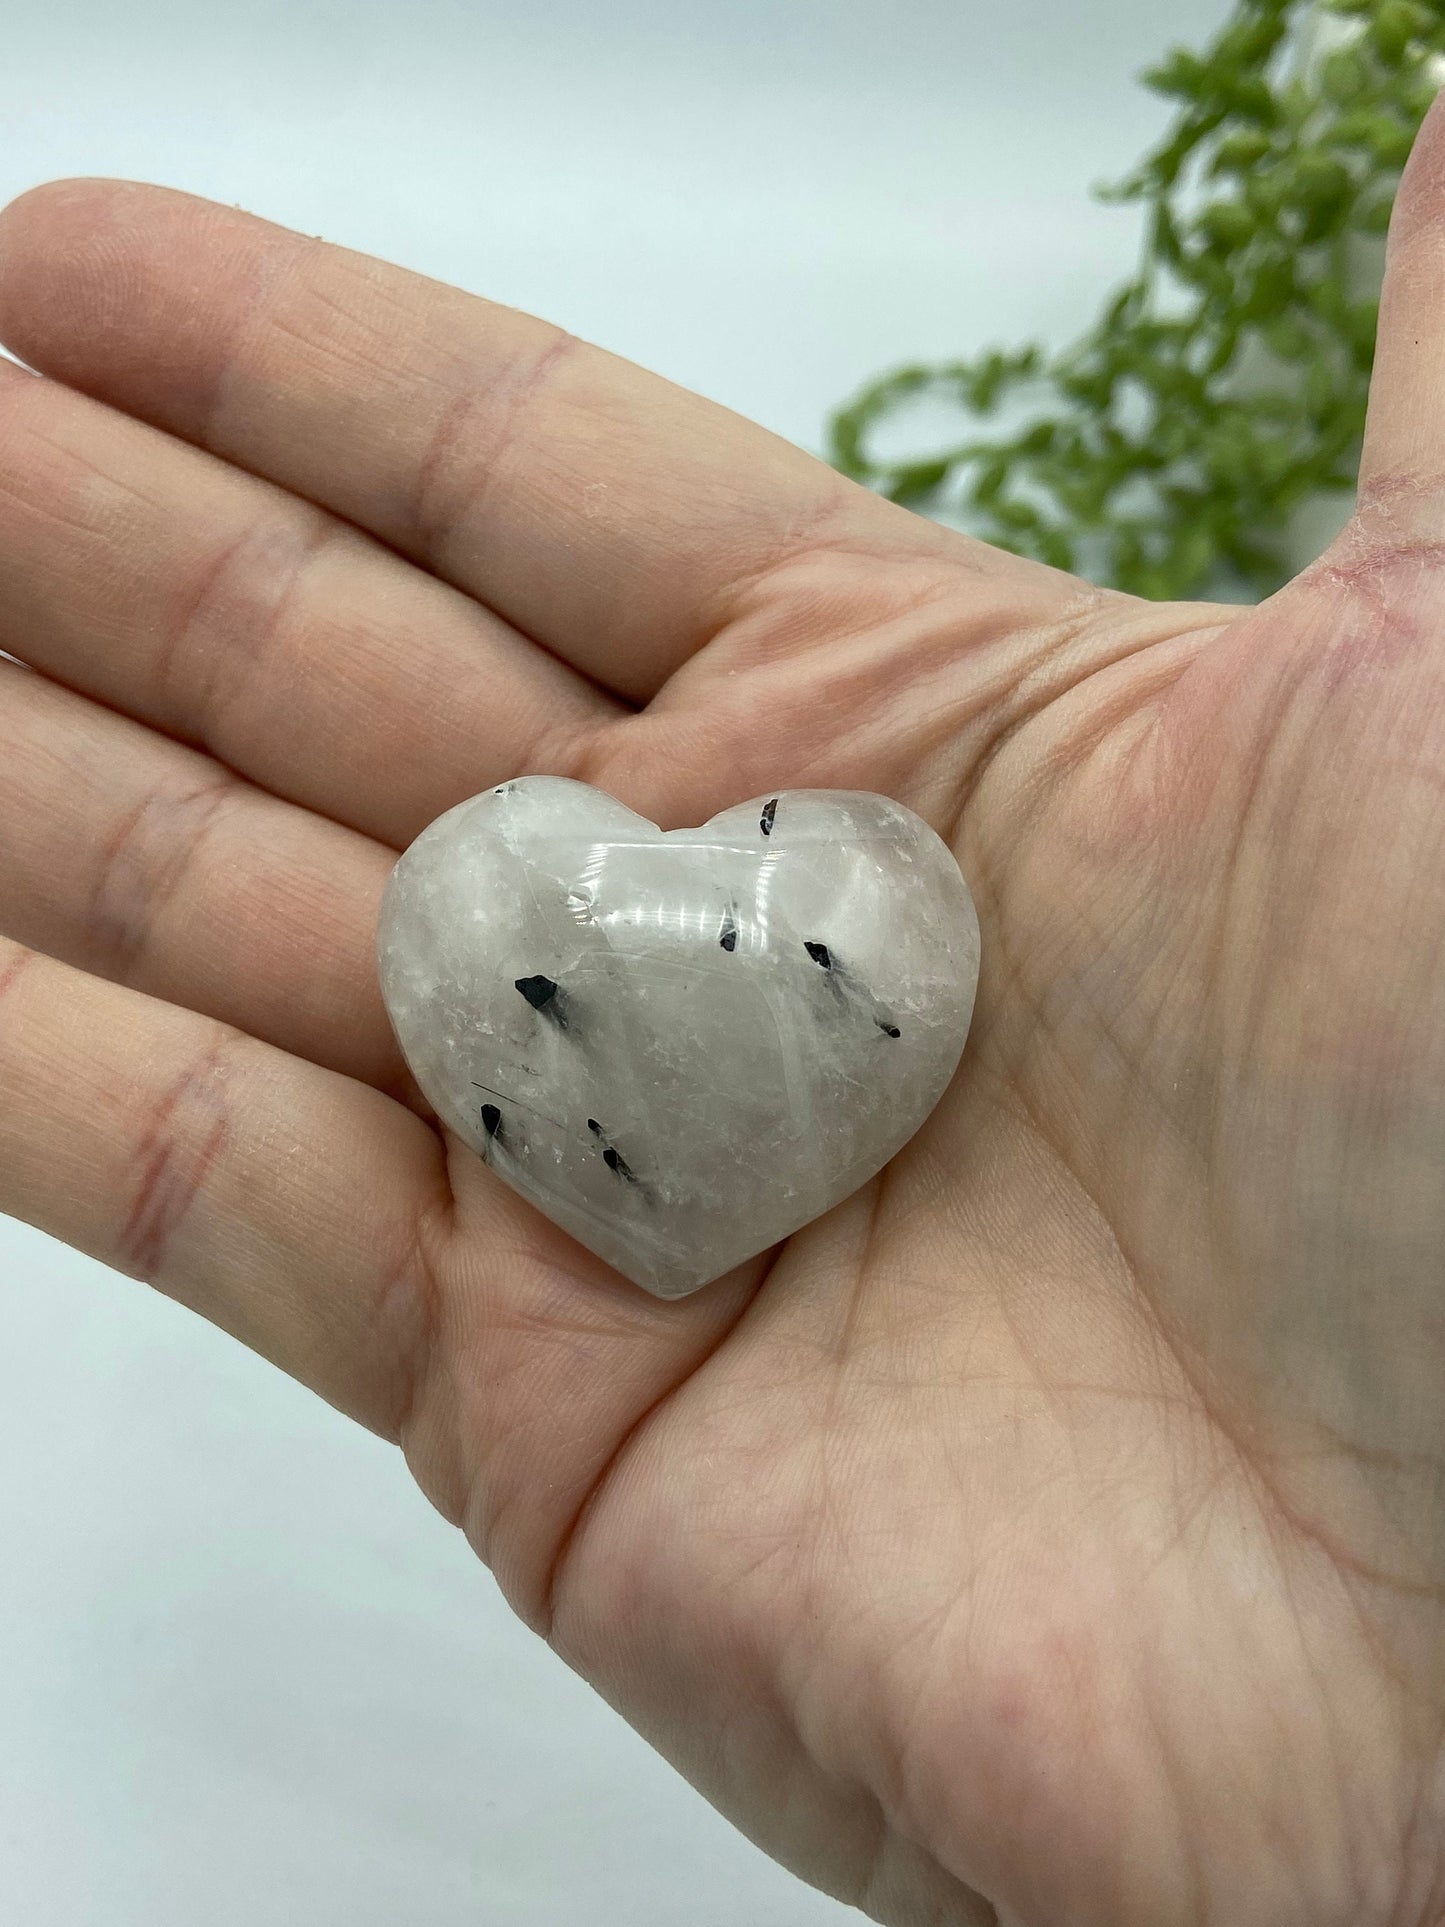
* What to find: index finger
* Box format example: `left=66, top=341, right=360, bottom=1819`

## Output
left=0, top=178, right=1067, bottom=703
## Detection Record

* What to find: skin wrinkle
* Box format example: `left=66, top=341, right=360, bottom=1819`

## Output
left=681, top=487, right=891, bottom=652
left=376, top=1176, right=452, bottom=1460
left=1133, top=1653, right=1211, bottom=1927
left=1326, top=1639, right=1400, bottom=1925
left=394, top=342, right=722, bottom=718
left=406, top=327, right=585, bottom=571
left=1176, top=585, right=1445, bottom=1602
left=0, top=655, right=436, bottom=1108
left=614, top=579, right=1158, bottom=846
left=1290, top=1412, right=1445, bottom=1478
left=418, top=356, right=849, bottom=690
left=148, top=515, right=262, bottom=707
left=787, top=571, right=1089, bottom=797
left=185, top=209, right=301, bottom=445
left=115, top=1038, right=232, bottom=1278
left=942, top=615, right=1197, bottom=849
left=836, top=1163, right=893, bottom=1379
left=1282, top=1541, right=1375, bottom=1922
left=258, top=292, right=432, bottom=394
left=1354, top=469, right=1445, bottom=520
left=743, top=1552, right=991, bottom=1926
left=852, top=1792, right=1002, bottom=1927
left=1127, top=1141, right=1445, bottom=1609
left=883, top=1590, right=1005, bottom=1862
left=686, top=543, right=986, bottom=681
left=156, top=503, right=337, bottom=735
left=87, top=775, right=236, bottom=977
left=1315, top=513, right=1445, bottom=640
left=935, top=1603, right=1124, bottom=1926
left=407, top=381, right=485, bottom=555
left=795, top=1312, right=1132, bottom=1917
left=532, top=1250, right=778, bottom=1642
left=961, top=824, right=1202, bottom=1220
left=984, top=1016, right=1314, bottom=1614
left=1181, top=996, right=1436, bottom=1590
left=1393, top=1756, right=1445, bottom=1927
left=176, top=513, right=344, bottom=756
left=0, top=415, right=136, bottom=547
left=721, top=1639, right=947, bottom=1927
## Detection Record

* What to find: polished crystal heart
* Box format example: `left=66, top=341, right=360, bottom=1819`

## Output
left=376, top=777, right=980, bottom=1298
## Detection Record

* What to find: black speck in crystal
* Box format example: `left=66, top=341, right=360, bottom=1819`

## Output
left=480, top=1103, right=503, bottom=1137
left=515, top=973, right=560, bottom=1011
left=587, top=1118, right=603, bottom=1136
left=804, top=940, right=832, bottom=970
left=760, top=797, right=778, bottom=837
left=470, top=1080, right=570, bottom=1132
left=602, top=1144, right=636, bottom=1181
left=876, top=1019, right=901, bottom=1039
left=719, top=915, right=738, bottom=952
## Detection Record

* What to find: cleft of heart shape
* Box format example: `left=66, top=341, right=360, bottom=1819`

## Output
left=377, top=776, right=980, bottom=1298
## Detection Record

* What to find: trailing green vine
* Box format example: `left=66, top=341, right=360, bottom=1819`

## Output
left=827, top=0, right=1445, bottom=600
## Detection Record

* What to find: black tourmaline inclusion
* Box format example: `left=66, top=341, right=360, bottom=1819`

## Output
left=603, top=1144, right=636, bottom=1181
left=514, top=974, right=559, bottom=1010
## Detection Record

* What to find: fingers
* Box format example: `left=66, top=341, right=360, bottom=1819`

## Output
left=1359, top=89, right=1445, bottom=509
left=0, top=356, right=614, bottom=849
left=0, top=178, right=1056, bottom=703
left=0, top=935, right=448, bottom=1438
left=0, top=658, right=410, bottom=1094
left=0, top=924, right=768, bottom=1623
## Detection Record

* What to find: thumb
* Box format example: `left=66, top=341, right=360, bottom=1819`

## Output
left=1358, top=84, right=1445, bottom=509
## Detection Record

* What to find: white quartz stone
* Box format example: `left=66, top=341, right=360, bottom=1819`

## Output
left=376, top=778, right=980, bottom=1298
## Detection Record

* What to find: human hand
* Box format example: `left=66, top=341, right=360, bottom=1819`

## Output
left=0, top=105, right=1443, bottom=1927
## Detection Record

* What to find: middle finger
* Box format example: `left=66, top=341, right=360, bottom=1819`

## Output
left=0, top=358, right=619, bottom=849
left=0, top=656, right=409, bottom=1096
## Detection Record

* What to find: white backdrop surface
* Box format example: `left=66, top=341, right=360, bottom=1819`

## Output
left=0, top=2, right=1230, bottom=1921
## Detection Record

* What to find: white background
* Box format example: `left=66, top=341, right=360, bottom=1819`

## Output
left=1, top=3, right=1230, bottom=1921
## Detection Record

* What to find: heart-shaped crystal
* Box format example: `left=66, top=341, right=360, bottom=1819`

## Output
left=377, top=778, right=979, bottom=1297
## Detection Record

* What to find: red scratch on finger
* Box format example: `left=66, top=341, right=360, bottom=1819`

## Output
left=0, top=940, right=34, bottom=1002
left=0, top=947, right=34, bottom=1010
left=0, top=947, right=35, bottom=1061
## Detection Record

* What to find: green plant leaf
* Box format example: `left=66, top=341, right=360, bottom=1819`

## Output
left=828, top=0, right=1445, bottom=599
left=888, top=460, right=952, bottom=504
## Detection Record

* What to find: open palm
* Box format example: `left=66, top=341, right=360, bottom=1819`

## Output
left=3, top=113, right=1444, bottom=1927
